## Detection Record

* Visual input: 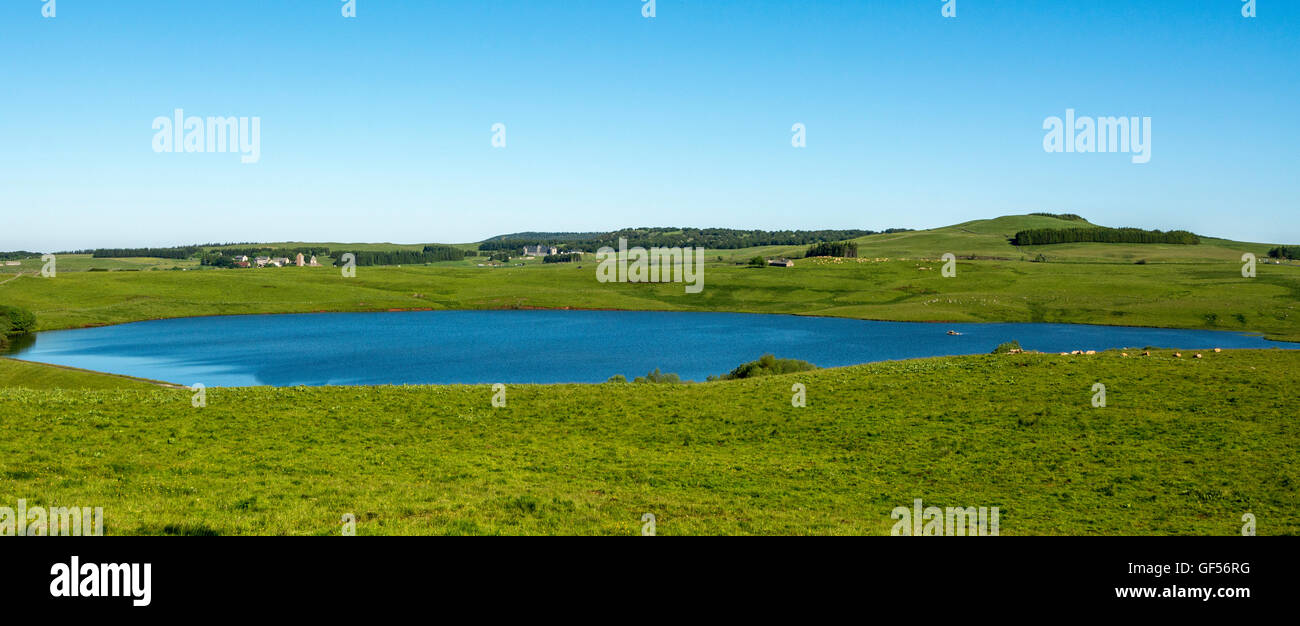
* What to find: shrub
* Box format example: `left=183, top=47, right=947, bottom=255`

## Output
left=633, top=368, right=682, bottom=384
left=0, top=305, right=36, bottom=334
left=991, top=341, right=1022, bottom=354
left=606, top=374, right=627, bottom=383
left=711, top=354, right=818, bottom=381
left=748, top=256, right=766, bottom=267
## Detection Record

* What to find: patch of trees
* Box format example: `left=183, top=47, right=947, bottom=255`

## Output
left=211, top=246, right=332, bottom=259
left=334, top=249, right=470, bottom=267
left=1268, top=246, right=1300, bottom=260
left=0, top=305, right=37, bottom=348
left=991, top=341, right=1023, bottom=354
left=1029, top=213, right=1088, bottom=222
left=708, top=354, right=818, bottom=381
left=92, top=246, right=200, bottom=259
left=542, top=253, right=582, bottom=264
left=0, top=251, right=40, bottom=261
left=607, top=369, right=686, bottom=384
left=478, top=227, right=906, bottom=252
left=421, top=245, right=472, bottom=261
left=201, top=253, right=233, bottom=268
left=631, top=368, right=683, bottom=384
left=804, top=241, right=858, bottom=258
left=1011, top=227, right=1199, bottom=246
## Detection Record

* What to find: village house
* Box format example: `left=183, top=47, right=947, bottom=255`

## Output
left=254, top=256, right=270, bottom=267
left=295, top=253, right=305, bottom=267
left=522, top=245, right=558, bottom=257
left=768, top=258, right=794, bottom=268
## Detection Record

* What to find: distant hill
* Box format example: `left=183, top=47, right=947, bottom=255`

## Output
left=478, top=227, right=908, bottom=251
left=839, top=215, right=1278, bottom=264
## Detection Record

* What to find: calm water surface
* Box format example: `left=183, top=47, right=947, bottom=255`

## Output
left=5, top=310, right=1291, bottom=386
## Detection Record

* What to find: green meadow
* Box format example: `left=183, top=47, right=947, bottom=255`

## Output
left=3, top=215, right=1296, bottom=340
left=2, top=214, right=1297, bottom=535
left=1, top=350, right=1295, bottom=535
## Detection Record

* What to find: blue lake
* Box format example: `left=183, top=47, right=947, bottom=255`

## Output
left=4, top=310, right=1293, bottom=387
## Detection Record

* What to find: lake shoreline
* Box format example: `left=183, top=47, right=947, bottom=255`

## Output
left=10, top=310, right=1293, bottom=388
left=31, top=303, right=1296, bottom=343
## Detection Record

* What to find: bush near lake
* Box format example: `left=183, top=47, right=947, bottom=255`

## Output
left=991, top=340, right=1023, bottom=354
left=709, top=354, right=817, bottom=381
left=0, top=305, right=36, bottom=335
left=633, top=368, right=682, bottom=384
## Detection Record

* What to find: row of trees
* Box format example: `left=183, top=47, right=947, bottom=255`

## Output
left=92, top=246, right=200, bottom=259
left=1268, top=246, right=1299, bottom=259
left=0, top=251, right=39, bottom=261
left=1012, top=227, right=1200, bottom=246
left=1029, top=212, right=1088, bottom=222
left=213, top=246, right=332, bottom=259
left=421, top=245, right=470, bottom=261
left=478, top=227, right=905, bottom=252
left=542, top=253, right=582, bottom=264
left=804, top=241, right=859, bottom=258
left=334, top=248, right=472, bottom=267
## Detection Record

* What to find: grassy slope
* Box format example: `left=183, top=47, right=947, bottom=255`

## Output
left=1, top=350, right=1294, bottom=535
left=0, top=357, right=166, bottom=390
left=3, top=236, right=1298, bottom=340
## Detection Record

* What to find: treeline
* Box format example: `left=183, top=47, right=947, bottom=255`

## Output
left=213, top=246, right=332, bottom=259
left=200, top=247, right=333, bottom=267
left=1012, top=227, right=1200, bottom=246
left=0, top=251, right=40, bottom=261
left=478, top=227, right=905, bottom=252
left=334, top=248, right=472, bottom=267
left=92, top=246, right=200, bottom=259
left=804, top=241, right=858, bottom=258
left=421, top=245, right=470, bottom=261
left=1269, top=246, right=1300, bottom=260
left=1029, top=213, right=1088, bottom=222
left=542, top=253, right=582, bottom=264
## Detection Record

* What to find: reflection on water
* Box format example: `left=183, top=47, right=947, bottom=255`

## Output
left=1, top=332, right=36, bottom=354
left=5, top=310, right=1293, bottom=387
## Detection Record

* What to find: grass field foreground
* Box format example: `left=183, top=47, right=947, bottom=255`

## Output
left=1, top=350, right=1295, bottom=535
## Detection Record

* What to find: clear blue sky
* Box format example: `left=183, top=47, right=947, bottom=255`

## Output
left=2, top=0, right=1296, bottom=250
